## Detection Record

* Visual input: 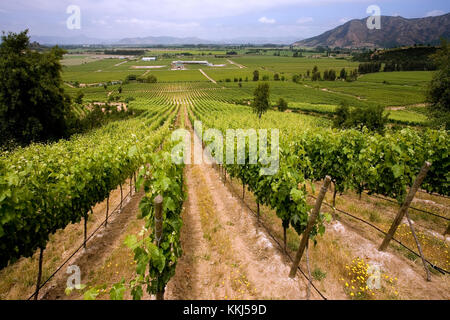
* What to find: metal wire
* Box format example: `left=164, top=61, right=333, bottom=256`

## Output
left=27, top=186, right=134, bottom=300
left=309, top=194, right=449, bottom=275
left=365, top=192, right=449, bottom=221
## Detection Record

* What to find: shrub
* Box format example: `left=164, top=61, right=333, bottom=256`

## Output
left=276, top=98, right=288, bottom=112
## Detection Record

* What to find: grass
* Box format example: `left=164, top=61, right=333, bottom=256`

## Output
left=312, top=267, right=327, bottom=281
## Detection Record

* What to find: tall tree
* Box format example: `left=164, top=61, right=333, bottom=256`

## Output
left=277, top=98, right=288, bottom=112
left=253, top=70, right=260, bottom=81
left=252, top=83, right=270, bottom=119
left=427, top=39, right=450, bottom=129
left=339, top=68, right=347, bottom=80
left=74, top=91, right=84, bottom=104
left=0, top=30, right=71, bottom=147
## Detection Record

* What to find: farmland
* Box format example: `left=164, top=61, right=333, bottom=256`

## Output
left=1, top=49, right=448, bottom=302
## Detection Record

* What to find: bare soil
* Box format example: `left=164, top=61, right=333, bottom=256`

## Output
left=165, top=108, right=315, bottom=300
left=40, top=190, right=144, bottom=300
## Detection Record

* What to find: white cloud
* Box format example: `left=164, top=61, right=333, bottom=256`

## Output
left=425, top=10, right=445, bottom=17
left=339, top=18, right=349, bottom=23
left=296, top=17, right=313, bottom=24
left=259, top=16, right=276, bottom=24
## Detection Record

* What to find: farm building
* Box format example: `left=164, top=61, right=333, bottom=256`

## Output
left=142, top=57, right=156, bottom=61
left=173, top=60, right=211, bottom=66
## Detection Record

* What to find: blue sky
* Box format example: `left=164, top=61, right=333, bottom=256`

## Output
left=0, top=0, right=449, bottom=40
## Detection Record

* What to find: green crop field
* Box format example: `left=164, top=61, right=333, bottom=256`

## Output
left=63, top=53, right=431, bottom=125
left=231, top=55, right=360, bottom=76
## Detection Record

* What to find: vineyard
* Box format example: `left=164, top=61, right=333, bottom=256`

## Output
left=1, top=58, right=449, bottom=300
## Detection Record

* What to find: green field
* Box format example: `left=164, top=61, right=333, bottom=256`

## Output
left=63, top=53, right=432, bottom=125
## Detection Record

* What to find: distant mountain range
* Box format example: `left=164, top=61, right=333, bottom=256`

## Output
left=29, top=35, right=300, bottom=46
left=294, top=13, right=450, bottom=48
left=30, top=35, right=114, bottom=45
left=116, top=36, right=210, bottom=45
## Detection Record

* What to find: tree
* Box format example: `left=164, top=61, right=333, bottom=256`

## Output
left=0, top=30, right=72, bottom=147
left=333, top=102, right=350, bottom=128
left=146, top=74, right=157, bottom=83
left=292, top=74, right=301, bottom=83
left=333, top=103, right=389, bottom=134
left=277, top=98, right=288, bottom=112
left=274, top=73, right=280, bottom=81
left=427, top=39, right=450, bottom=129
left=311, top=71, right=321, bottom=81
left=349, top=105, right=388, bottom=133
left=358, top=62, right=381, bottom=74
left=339, top=68, right=347, bottom=80
left=126, top=74, right=137, bottom=81
left=252, top=83, right=270, bottom=119
left=253, top=70, right=259, bottom=81
left=74, top=91, right=84, bottom=104
left=328, top=69, right=336, bottom=81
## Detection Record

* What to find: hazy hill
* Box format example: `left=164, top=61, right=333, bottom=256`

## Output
left=294, top=13, right=450, bottom=48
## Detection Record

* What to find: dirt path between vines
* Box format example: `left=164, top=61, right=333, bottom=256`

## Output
left=199, top=69, right=217, bottom=84
left=165, top=107, right=314, bottom=300
left=227, top=59, right=246, bottom=69
left=40, top=190, right=145, bottom=300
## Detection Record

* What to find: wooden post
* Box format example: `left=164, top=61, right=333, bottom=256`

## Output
left=34, top=247, right=44, bottom=300
left=306, top=242, right=312, bottom=300
left=105, top=196, right=109, bottom=227
left=289, top=176, right=331, bottom=278
left=405, top=211, right=431, bottom=281
left=257, top=202, right=260, bottom=221
left=83, top=213, right=88, bottom=249
left=154, top=195, right=163, bottom=246
left=154, top=195, right=164, bottom=300
left=332, top=182, right=337, bottom=220
left=444, top=223, right=450, bottom=236
left=379, top=161, right=431, bottom=251
left=332, top=182, right=337, bottom=208
left=120, top=183, right=123, bottom=210
left=156, top=289, right=165, bottom=301
left=130, top=176, right=132, bottom=197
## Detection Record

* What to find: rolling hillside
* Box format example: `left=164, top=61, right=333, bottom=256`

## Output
left=294, top=13, right=450, bottom=48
